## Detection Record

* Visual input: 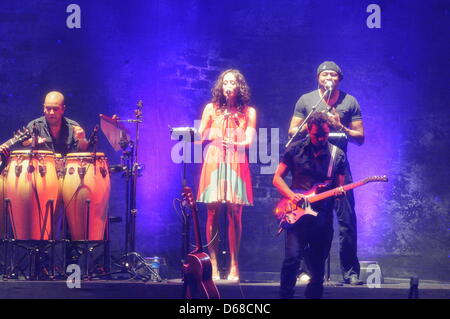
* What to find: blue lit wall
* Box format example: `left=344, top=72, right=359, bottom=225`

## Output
left=0, top=0, right=448, bottom=280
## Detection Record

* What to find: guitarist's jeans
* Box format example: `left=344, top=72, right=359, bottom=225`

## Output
left=280, top=216, right=333, bottom=299
left=335, top=163, right=360, bottom=281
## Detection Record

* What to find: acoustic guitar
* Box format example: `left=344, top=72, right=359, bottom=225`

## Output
left=181, top=186, right=220, bottom=299
left=274, top=175, right=388, bottom=230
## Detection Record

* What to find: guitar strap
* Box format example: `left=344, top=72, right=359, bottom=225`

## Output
left=327, top=144, right=337, bottom=178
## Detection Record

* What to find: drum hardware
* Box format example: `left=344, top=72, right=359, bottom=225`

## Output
left=15, top=165, right=22, bottom=177
left=39, top=165, right=46, bottom=177
left=2, top=198, right=62, bottom=280
left=77, top=167, right=86, bottom=179
left=100, top=167, right=107, bottom=178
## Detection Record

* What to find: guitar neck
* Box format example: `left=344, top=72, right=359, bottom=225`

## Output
left=190, top=205, right=204, bottom=253
left=309, top=179, right=368, bottom=203
left=1, top=137, right=19, bottom=149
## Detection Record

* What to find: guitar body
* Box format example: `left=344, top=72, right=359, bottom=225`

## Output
left=183, top=251, right=220, bottom=299
left=274, top=189, right=320, bottom=229
left=182, top=186, right=220, bottom=299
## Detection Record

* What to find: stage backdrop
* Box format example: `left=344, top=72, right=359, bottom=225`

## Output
left=0, top=0, right=448, bottom=280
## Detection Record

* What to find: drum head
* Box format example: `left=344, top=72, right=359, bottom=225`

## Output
left=12, top=150, right=55, bottom=156
left=66, top=152, right=106, bottom=158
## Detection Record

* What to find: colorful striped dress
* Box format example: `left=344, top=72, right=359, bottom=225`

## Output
left=197, top=104, right=253, bottom=206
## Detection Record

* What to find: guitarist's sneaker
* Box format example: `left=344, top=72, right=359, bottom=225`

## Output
left=298, top=273, right=311, bottom=284
left=226, top=274, right=239, bottom=282
left=345, top=275, right=364, bottom=285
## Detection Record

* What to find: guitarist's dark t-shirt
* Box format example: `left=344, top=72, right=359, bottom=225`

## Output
left=281, top=138, right=347, bottom=218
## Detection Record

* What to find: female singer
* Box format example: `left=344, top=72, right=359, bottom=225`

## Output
left=197, top=69, right=256, bottom=281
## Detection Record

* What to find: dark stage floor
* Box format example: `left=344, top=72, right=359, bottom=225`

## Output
left=0, top=277, right=449, bottom=299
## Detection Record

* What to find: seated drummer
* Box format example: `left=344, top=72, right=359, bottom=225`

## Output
left=23, top=91, right=89, bottom=156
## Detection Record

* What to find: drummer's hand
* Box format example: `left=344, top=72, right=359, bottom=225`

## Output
left=112, top=114, right=120, bottom=121
left=73, top=126, right=86, bottom=141
left=22, top=136, right=47, bottom=146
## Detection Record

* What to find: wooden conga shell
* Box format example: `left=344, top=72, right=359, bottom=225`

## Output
left=62, top=153, right=110, bottom=241
left=5, top=150, right=59, bottom=240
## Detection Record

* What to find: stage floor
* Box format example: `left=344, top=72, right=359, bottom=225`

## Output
left=0, top=277, right=449, bottom=299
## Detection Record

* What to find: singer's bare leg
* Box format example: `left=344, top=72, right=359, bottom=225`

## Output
left=227, top=204, right=242, bottom=281
left=206, top=203, right=221, bottom=280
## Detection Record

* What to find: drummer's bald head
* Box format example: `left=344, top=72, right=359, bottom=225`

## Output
left=44, top=91, right=65, bottom=109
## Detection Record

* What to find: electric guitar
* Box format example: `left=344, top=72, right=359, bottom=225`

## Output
left=0, top=127, right=31, bottom=173
left=181, top=186, right=220, bottom=299
left=274, top=175, right=388, bottom=229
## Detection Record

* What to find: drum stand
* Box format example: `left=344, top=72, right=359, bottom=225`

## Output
left=65, top=199, right=111, bottom=280
left=2, top=199, right=63, bottom=280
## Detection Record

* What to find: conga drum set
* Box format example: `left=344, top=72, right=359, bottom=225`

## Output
left=1, top=103, right=151, bottom=281
left=1, top=150, right=111, bottom=279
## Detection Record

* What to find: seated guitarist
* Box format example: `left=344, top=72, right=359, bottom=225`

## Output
left=273, top=111, right=346, bottom=299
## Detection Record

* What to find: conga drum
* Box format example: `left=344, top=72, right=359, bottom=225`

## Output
left=0, top=169, right=6, bottom=239
left=5, top=150, right=59, bottom=240
left=54, top=153, right=64, bottom=238
left=62, top=153, right=110, bottom=241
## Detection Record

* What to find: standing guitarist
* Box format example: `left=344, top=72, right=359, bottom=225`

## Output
left=273, top=112, right=346, bottom=299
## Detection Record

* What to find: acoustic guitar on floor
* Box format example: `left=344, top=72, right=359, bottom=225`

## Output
left=181, top=186, right=220, bottom=299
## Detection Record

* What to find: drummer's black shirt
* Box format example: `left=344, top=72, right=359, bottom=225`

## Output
left=25, top=116, right=83, bottom=156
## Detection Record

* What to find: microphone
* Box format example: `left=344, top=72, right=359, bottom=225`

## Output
left=88, top=125, right=99, bottom=147
left=31, top=122, right=39, bottom=148
left=325, top=80, right=333, bottom=92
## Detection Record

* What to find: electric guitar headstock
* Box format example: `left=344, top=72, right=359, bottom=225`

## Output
left=364, top=175, right=389, bottom=183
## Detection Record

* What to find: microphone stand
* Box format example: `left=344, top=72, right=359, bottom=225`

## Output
left=285, top=88, right=332, bottom=148
left=107, top=101, right=160, bottom=281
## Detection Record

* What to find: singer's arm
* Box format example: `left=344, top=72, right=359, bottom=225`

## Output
left=198, top=103, right=213, bottom=141
left=339, top=120, right=364, bottom=146
left=288, top=116, right=307, bottom=138
left=233, top=106, right=256, bottom=147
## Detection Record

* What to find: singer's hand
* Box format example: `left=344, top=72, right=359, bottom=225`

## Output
left=221, top=137, right=236, bottom=150
left=73, top=126, right=86, bottom=140
left=326, top=108, right=342, bottom=129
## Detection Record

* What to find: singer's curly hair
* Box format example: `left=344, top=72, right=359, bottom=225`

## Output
left=211, top=69, right=251, bottom=111
left=307, top=111, right=331, bottom=130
